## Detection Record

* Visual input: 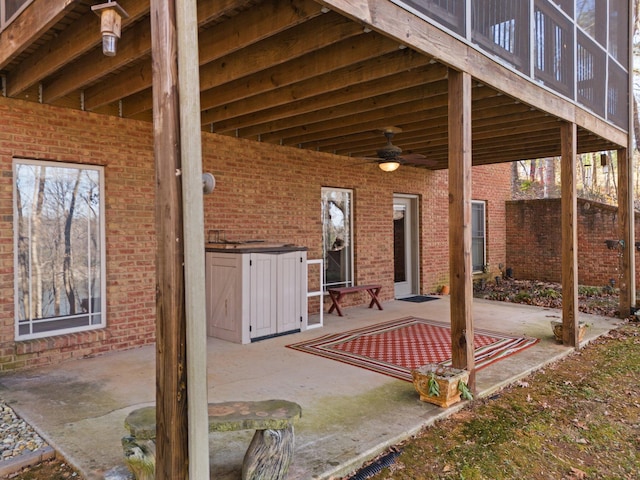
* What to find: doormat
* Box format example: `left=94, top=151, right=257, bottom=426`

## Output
left=287, top=317, right=539, bottom=382
left=398, top=295, right=440, bottom=303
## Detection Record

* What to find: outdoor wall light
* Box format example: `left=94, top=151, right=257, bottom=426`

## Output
left=92, top=2, right=129, bottom=57
left=378, top=161, right=400, bottom=172
left=202, top=173, right=216, bottom=194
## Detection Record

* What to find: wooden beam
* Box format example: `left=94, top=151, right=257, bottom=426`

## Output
left=560, top=122, right=579, bottom=347
left=200, top=47, right=435, bottom=126
left=199, top=13, right=364, bottom=92
left=150, top=0, right=188, bottom=477
left=200, top=37, right=421, bottom=112
left=244, top=82, right=449, bottom=141
left=43, top=18, right=153, bottom=104
left=257, top=85, right=501, bottom=146
left=6, top=0, right=149, bottom=97
left=210, top=65, right=446, bottom=133
left=122, top=0, right=326, bottom=117
left=197, top=0, right=323, bottom=65
left=617, top=147, right=634, bottom=317
left=86, top=4, right=337, bottom=110
left=0, top=0, right=76, bottom=69
left=448, top=69, right=475, bottom=388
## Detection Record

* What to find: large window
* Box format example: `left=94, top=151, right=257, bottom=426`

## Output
left=322, top=188, right=353, bottom=289
left=14, top=160, right=106, bottom=340
left=472, top=201, right=486, bottom=273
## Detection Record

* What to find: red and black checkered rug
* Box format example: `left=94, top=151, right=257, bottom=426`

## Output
left=287, top=317, right=539, bottom=382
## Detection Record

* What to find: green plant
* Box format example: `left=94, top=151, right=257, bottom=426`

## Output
left=428, top=372, right=440, bottom=397
left=539, top=288, right=560, bottom=299
left=427, top=372, right=474, bottom=401
left=458, top=380, right=474, bottom=401
left=578, top=285, right=602, bottom=297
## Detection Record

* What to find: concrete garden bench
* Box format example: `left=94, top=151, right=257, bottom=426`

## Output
left=122, top=399, right=302, bottom=480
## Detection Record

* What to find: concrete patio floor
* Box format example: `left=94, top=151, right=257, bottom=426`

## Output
left=0, top=297, right=623, bottom=480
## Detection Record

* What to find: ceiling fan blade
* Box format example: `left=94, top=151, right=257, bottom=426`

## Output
left=399, top=153, right=426, bottom=161
left=399, top=154, right=439, bottom=168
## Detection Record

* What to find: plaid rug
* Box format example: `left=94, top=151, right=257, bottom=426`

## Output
left=287, top=317, right=539, bottom=382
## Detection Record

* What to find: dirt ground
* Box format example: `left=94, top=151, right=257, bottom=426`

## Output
left=2, top=280, right=631, bottom=480
left=3, top=458, right=81, bottom=479
left=360, top=322, right=640, bottom=479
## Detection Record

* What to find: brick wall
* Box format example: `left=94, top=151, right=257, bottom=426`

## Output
left=0, top=96, right=511, bottom=370
left=506, top=198, right=639, bottom=287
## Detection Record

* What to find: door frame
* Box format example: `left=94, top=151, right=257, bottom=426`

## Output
left=393, top=194, right=420, bottom=298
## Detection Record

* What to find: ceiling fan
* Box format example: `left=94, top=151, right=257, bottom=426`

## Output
left=361, top=128, right=432, bottom=172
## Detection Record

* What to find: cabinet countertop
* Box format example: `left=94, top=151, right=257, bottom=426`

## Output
left=205, top=243, right=307, bottom=254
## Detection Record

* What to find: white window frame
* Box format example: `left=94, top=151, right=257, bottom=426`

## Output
left=13, top=159, right=106, bottom=340
left=321, top=187, right=354, bottom=289
left=471, top=200, right=487, bottom=273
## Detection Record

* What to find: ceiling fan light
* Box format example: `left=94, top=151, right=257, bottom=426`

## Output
left=378, top=161, right=400, bottom=172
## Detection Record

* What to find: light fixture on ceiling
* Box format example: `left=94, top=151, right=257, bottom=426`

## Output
left=92, top=2, right=129, bottom=57
left=378, top=161, right=400, bottom=172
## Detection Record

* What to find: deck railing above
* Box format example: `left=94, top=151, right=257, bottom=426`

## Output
left=393, top=0, right=630, bottom=130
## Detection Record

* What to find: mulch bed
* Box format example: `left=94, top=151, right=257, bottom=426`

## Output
left=473, top=278, right=622, bottom=318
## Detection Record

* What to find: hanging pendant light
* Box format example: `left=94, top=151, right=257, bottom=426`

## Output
left=92, top=2, right=129, bottom=57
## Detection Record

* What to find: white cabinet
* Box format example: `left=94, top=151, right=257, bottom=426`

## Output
left=205, top=249, right=308, bottom=343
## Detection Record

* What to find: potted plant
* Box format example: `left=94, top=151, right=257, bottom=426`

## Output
left=411, top=364, right=473, bottom=408
left=550, top=320, right=588, bottom=343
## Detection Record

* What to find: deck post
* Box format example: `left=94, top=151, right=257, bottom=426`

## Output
left=150, top=0, right=189, bottom=477
left=176, top=0, right=210, bottom=479
left=617, top=147, right=634, bottom=318
left=448, top=68, right=475, bottom=389
left=560, top=122, right=579, bottom=347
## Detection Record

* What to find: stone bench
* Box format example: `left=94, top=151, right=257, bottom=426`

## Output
left=122, top=399, right=302, bottom=480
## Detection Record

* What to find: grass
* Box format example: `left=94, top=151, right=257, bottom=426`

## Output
left=360, top=322, right=640, bottom=480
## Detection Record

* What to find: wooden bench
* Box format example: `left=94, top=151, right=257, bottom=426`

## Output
left=122, top=399, right=302, bottom=480
left=327, top=284, right=383, bottom=316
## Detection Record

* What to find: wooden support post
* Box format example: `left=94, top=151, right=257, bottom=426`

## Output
left=175, top=1, right=210, bottom=479
left=617, top=147, right=635, bottom=317
left=150, top=1, right=188, bottom=478
left=560, top=122, right=579, bottom=347
left=448, top=68, right=475, bottom=389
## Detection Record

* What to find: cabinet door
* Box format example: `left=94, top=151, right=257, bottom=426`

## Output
left=205, top=253, right=243, bottom=343
left=277, top=252, right=304, bottom=333
left=249, top=254, right=277, bottom=339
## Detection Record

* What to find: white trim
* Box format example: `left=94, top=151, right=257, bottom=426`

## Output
left=306, top=258, right=324, bottom=329
left=393, top=194, right=420, bottom=298
left=13, top=158, right=106, bottom=341
left=321, top=186, right=354, bottom=289
left=471, top=200, right=487, bottom=273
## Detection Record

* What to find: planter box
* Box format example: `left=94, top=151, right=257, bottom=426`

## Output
left=411, top=364, right=470, bottom=408
left=550, top=320, right=587, bottom=343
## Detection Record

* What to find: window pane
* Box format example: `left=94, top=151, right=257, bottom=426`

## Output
left=14, top=160, right=105, bottom=339
left=398, top=0, right=466, bottom=36
left=576, top=0, right=606, bottom=45
left=322, top=188, right=353, bottom=288
left=534, top=1, right=574, bottom=98
left=472, top=0, right=530, bottom=74
left=3, top=0, right=31, bottom=26
left=608, top=0, right=629, bottom=66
